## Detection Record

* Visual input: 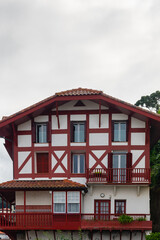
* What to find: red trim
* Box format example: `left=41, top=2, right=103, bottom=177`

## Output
left=52, top=192, right=53, bottom=214
left=24, top=191, right=26, bottom=213
left=52, top=110, right=110, bottom=115
left=56, top=102, right=60, bottom=129
left=17, top=131, right=32, bottom=135
left=80, top=191, right=81, bottom=215
left=99, top=100, right=101, bottom=128
left=67, top=114, right=70, bottom=178
left=52, top=129, right=68, bottom=134
left=131, top=128, right=146, bottom=132
left=145, top=120, right=150, bottom=168
left=89, top=128, right=109, bottom=133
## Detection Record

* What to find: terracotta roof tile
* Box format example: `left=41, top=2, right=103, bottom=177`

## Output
left=0, top=179, right=87, bottom=192
left=0, top=87, right=160, bottom=127
left=55, top=87, right=102, bottom=96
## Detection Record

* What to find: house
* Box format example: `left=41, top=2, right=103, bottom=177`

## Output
left=0, top=88, right=160, bottom=240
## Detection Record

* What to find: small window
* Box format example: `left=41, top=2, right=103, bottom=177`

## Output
left=54, top=192, right=66, bottom=213
left=72, top=154, right=85, bottom=174
left=112, top=121, right=127, bottom=142
left=67, top=192, right=80, bottom=213
left=36, top=123, right=47, bottom=143
left=115, top=200, right=126, bottom=215
left=36, top=153, right=49, bottom=173
left=71, top=122, right=86, bottom=142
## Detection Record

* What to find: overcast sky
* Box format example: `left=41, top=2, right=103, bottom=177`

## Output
left=0, top=0, right=160, bottom=182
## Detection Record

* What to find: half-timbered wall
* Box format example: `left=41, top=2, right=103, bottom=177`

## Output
left=15, top=100, right=149, bottom=180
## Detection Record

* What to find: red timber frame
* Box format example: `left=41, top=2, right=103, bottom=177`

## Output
left=12, top=107, right=150, bottom=181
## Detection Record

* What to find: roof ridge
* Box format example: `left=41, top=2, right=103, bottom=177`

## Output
left=55, top=87, right=103, bottom=96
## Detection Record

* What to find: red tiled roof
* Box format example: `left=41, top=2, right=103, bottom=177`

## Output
left=0, top=88, right=160, bottom=130
left=55, top=87, right=102, bottom=96
left=0, top=179, right=87, bottom=191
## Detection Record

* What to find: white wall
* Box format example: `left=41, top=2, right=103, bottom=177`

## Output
left=52, top=134, right=67, bottom=146
left=89, top=133, right=109, bottom=146
left=83, top=186, right=149, bottom=215
left=17, top=121, right=31, bottom=131
left=131, top=117, right=146, bottom=128
left=18, top=135, right=32, bottom=147
left=131, top=133, right=145, bottom=145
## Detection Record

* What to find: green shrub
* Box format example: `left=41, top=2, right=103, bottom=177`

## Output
left=136, top=217, right=146, bottom=221
left=118, top=214, right=133, bottom=224
left=146, top=232, right=160, bottom=240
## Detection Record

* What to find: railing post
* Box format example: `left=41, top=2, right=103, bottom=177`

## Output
left=86, top=169, right=89, bottom=183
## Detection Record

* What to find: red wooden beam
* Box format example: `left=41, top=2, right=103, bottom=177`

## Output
left=99, top=100, right=101, bottom=128
left=56, top=102, right=60, bottom=129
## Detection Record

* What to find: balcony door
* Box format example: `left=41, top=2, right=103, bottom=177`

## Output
left=95, top=200, right=110, bottom=220
left=113, top=153, right=126, bottom=183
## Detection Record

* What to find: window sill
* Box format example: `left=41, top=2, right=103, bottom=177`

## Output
left=112, top=142, right=128, bottom=146
left=70, top=142, right=86, bottom=146
left=34, top=143, right=49, bottom=147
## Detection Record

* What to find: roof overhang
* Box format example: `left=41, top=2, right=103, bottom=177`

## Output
left=0, top=179, right=87, bottom=202
left=0, top=89, right=160, bottom=147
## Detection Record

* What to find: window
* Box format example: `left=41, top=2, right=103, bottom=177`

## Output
left=71, top=122, right=85, bottom=142
left=112, top=121, right=127, bottom=142
left=115, top=200, right=126, bottom=215
left=67, top=192, right=80, bottom=213
left=54, top=192, right=66, bottom=213
left=72, top=154, right=85, bottom=174
left=36, top=123, right=47, bottom=143
left=53, top=191, right=80, bottom=213
left=113, top=153, right=127, bottom=182
left=36, top=153, right=49, bottom=173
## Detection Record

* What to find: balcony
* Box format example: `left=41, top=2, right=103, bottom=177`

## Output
left=87, top=168, right=151, bottom=184
left=81, top=214, right=152, bottom=231
left=0, top=213, right=152, bottom=231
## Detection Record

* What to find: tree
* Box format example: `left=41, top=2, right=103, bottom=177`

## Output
left=135, top=91, right=160, bottom=187
left=135, top=91, right=160, bottom=113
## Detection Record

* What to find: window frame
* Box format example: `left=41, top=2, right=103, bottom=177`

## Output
left=71, top=153, right=86, bottom=175
left=36, top=152, right=49, bottom=174
left=67, top=191, right=80, bottom=213
left=53, top=191, right=80, bottom=214
left=36, top=122, right=48, bottom=143
left=53, top=192, right=66, bottom=213
left=70, top=121, right=86, bottom=143
left=115, top=200, right=126, bottom=215
left=112, top=120, right=128, bottom=142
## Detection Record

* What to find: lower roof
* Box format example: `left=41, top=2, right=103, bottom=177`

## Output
left=0, top=179, right=87, bottom=202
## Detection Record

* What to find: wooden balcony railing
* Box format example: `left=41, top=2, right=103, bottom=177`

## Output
left=0, top=213, right=81, bottom=230
left=81, top=213, right=152, bottom=231
left=0, top=213, right=152, bottom=231
left=87, top=168, right=151, bottom=184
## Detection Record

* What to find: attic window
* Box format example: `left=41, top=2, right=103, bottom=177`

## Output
left=74, top=100, right=85, bottom=107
